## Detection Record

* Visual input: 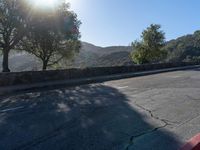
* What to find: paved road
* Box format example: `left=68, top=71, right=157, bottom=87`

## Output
left=1, top=68, right=200, bottom=150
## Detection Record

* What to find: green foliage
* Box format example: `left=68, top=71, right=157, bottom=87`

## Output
left=0, top=0, right=30, bottom=72
left=131, top=24, right=167, bottom=64
left=20, top=1, right=81, bottom=70
left=0, top=0, right=81, bottom=71
left=165, top=30, right=200, bottom=62
left=131, top=41, right=148, bottom=64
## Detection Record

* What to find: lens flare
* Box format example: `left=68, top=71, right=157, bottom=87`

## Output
left=32, top=0, right=56, bottom=8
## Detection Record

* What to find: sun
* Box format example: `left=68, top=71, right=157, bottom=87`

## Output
left=33, top=0, right=57, bottom=8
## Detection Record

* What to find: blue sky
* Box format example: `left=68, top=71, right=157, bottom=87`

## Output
left=68, top=0, right=200, bottom=47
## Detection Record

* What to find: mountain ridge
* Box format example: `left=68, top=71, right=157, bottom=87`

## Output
left=0, top=42, right=133, bottom=71
left=1, top=29, right=200, bottom=72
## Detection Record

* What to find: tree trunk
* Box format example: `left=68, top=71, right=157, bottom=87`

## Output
left=2, top=49, right=10, bottom=72
left=42, top=61, right=48, bottom=70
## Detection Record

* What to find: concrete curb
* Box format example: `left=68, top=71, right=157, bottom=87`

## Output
left=0, top=65, right=200, bottom=96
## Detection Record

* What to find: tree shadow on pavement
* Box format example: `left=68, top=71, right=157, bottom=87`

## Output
left=192, top=68, right=200, bottom=71
left=0, top=84, right=184, bottom=150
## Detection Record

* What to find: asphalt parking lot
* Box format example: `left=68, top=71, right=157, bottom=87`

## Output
left=0, top=68, right=200, bottom=150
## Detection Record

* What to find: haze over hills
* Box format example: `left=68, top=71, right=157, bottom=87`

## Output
left=0, top=42, right=133, bottom=72
left=1, top=30, right=200, bottom=72
left=70, top=42, right=132, bottom=68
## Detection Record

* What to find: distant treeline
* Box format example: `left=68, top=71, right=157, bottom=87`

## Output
left=1, top=1, right=200, bottom=73
left=165, top=31, right=200, bottom=62
left=131, top=24, right=200, bottom=65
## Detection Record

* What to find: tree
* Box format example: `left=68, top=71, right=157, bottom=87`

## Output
left=0, top=0, right=29, bottom=72
left=20, top=2, right=81, bottom=70
left=131, top=24, right=166, bottom=64
left=165, top=30, right=200, bottom=62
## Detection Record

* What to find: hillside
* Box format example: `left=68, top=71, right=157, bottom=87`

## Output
left=0, top=52, right=41, bottom=72
left=2, top=30, right=200, bottom=72
left=165, top=30, right=200, bottom=62
left=92, top=51, right=133, bottom=67
left=0, top=42, right=133, bottom=71
left=69, top=42, right=133, bottom=68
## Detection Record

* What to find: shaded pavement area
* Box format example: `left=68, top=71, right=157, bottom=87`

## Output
left=1, top=68, right=200, bottom=149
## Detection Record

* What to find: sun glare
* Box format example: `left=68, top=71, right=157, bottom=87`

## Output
left=33, top=0, right=57, bottom=8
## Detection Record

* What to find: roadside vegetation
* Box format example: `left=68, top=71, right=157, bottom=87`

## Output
left=131, top=24, right=200, bottom=65
left=131, top=24, right=167, bottom=64
left=164, top=30, right=200, bottom=63
left=0, top=0, right=81, bottom=72
left=0, top=1, right=200, bottom=72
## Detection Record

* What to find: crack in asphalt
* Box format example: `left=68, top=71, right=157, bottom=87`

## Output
left=173, top=114, right=200, bottom=130
left=125, top=124, right=167, bottom=150
left=125, top=101, right=176, bottom=150
left=170, top=95, right=200, bottom=129
left=133, top=101, right=177, bottom=125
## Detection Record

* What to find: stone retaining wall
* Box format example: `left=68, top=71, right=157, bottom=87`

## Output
left=0, top=62, right=198, bottom=87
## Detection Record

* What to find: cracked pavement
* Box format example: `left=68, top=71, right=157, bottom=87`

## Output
left=1, top=68, right=200, bottom=150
